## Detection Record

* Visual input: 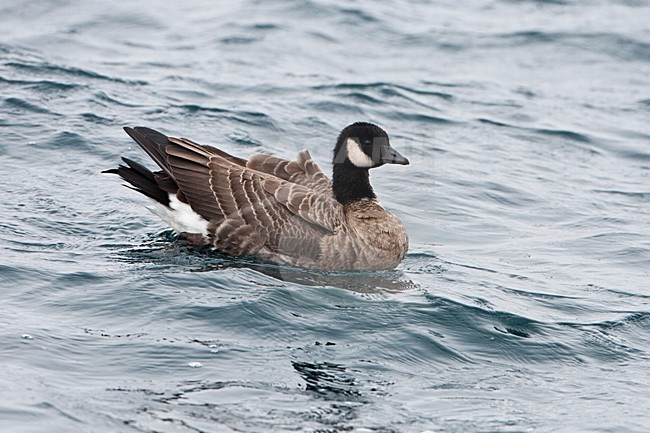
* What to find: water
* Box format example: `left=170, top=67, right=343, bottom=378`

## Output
left=1, top=0, right=649, bottom=431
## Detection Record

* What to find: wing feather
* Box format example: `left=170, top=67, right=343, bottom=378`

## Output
left=247, top=150, right=332, bottom=196
left=261, top=176, right=339, bottom=233
left=124, top=127, right=341, bottom=261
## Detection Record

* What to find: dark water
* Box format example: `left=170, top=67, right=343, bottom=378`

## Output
left=1, top=0, right=649, bottom=432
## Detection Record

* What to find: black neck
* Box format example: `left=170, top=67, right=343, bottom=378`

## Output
left=332, top=164, right=376, bottom=205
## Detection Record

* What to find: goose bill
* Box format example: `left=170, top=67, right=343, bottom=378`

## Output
left=378, top=145, right=409, bottom=165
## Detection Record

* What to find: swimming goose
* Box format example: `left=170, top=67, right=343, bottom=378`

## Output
left=104, top=122, right=409, bottom=270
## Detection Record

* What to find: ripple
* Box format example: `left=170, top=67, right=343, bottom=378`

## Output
left=534, top=127, right=593, bottom=144
left=338, top=7, right=379, bottom=24
left=172, top=104, right=278, bottom=129
left=384, top=111, right=455, bottom=124
left=495, top=31, right=650, bottom=62
left=5, top=61, right=147, bottom=85
left=177, top=103, right=228, bottom=114
left=80, top=112, right=114, bottom=125
left=93, top=91, right=143, bottom=108
left=2, top=97, right=59, bottom=115
left=314, top=82, right=454, bottom=101
left=476, top=117, right=602, bottom=154
left=218, top=36, right=261, bottom=45
left=0, top=76, right=82, bottom=92
left=594, top=189, right=650, bottom=200
left=309, top=100, right=364, bottom=114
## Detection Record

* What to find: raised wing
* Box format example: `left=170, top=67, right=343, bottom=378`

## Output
left=246, top=150, right=333, bottom=197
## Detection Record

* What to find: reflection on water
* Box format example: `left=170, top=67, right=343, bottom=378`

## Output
left=114, top=230, right=421, bottom=293
left=293, top=361, right=360, bottom=398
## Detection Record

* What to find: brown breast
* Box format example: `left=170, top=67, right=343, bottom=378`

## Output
left=317, top=199, right=408, bottom=270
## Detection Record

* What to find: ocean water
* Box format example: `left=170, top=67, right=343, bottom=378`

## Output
left=1, top=0, right=649, bottom=432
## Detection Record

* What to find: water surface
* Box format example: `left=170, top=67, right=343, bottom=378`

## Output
left=1, top=1, right=649, bottom=432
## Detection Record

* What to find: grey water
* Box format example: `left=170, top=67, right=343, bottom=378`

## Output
left=1, top=0, right=649, bottom=432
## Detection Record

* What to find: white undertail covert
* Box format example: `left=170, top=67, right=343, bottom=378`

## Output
left=149, top=195, right=209, bottom=236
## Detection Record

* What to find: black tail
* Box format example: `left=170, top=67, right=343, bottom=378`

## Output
left=103, top=157, right=170, bottom=206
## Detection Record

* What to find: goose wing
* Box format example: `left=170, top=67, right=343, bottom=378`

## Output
left=124, top=127, right=342, bottom=258
left=246, top=151, right=333, bottom=197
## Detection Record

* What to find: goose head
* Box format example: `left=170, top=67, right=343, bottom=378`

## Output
left=331, top=122, right=409, bottom=205
left=333, top=122, right=409, bottom=168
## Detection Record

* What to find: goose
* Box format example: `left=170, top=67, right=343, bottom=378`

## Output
left=104, top=122, right=409, bottom=270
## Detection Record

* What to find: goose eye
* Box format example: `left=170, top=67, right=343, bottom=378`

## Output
left=363, top=140, right=372, bottom=148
